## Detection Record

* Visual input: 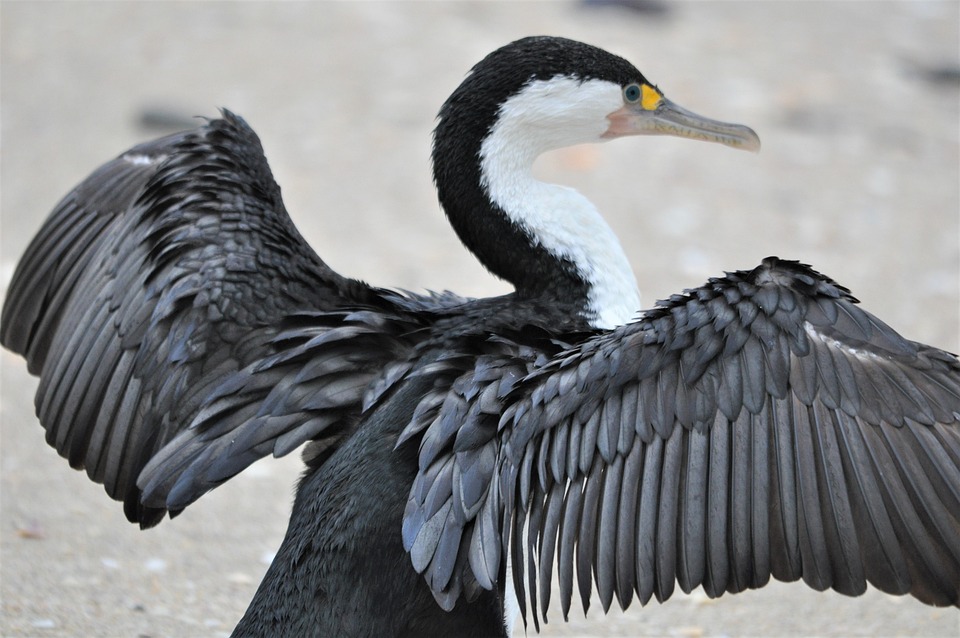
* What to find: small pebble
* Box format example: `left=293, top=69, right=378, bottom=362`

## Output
left=15, top=521, right=45, bottom=539
left=227, top=572, right=254, bottom=585
left=144, top=557, right=167, bottom=572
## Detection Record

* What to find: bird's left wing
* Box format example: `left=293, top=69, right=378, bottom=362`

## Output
left=1, top=112, right=426, bottom=527
left=403, top=257, right=960, bottom=624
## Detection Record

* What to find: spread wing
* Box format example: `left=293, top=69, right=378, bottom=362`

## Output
left=403, top=257, right=960, bottom=622
left=1, top=111, right=427, bottom=527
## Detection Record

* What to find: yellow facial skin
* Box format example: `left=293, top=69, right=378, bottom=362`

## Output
left=639, top=83, right=663, bottom=111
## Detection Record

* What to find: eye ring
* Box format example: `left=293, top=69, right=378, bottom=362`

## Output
left=623, top=83, right=642, bottom=103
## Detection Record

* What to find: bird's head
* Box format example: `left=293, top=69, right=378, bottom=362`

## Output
left=431, top=36, right=761, bottom=329
left=436, top=35, right=760, bottom=164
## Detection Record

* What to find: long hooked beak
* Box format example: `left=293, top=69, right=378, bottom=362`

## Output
left=605, top=84, right=761, bottom=152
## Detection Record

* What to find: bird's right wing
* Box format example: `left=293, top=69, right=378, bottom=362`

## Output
left=1, top=111, right=423, bottom=527
left=403, top=258, right=960, bottom=623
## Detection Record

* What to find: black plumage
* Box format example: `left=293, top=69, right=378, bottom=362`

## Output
left=2, top=36, right=959, bottom=636
left=3, top=118, right=423, bottom=528
left=404, top=259, right=960, bottom=628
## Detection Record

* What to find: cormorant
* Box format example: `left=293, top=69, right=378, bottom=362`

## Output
left=2, top=36, right=958, bottom=637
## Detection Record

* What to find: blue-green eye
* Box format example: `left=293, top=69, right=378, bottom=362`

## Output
left=623, top=83, right=642, bottom=103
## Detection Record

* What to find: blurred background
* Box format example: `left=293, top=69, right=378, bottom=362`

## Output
left=2, top=2, right=957, bottom=636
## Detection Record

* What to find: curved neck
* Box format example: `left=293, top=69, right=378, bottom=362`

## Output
left=433, top=93, right=640, bottom=330
left=480, top=128, right=641, bottom=329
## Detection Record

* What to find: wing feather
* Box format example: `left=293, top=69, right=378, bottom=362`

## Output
left=635, top=435, right=663, bottom=606
left=769, top=388, right=802, bottom=581
left=729, top=403, right=756, bottom=592
left=832, top=408, right=910, bottom=592
left=537, top=480, right=565, bottom=621
left=677, top=427, right=708, bottom=594
left=749, top=403, right=771, bottom=589
left=596, top=453, right=624, bottom=612
left=810, top=400, right=865, bottom=595
left=792, top=396, right=834, bottom=592
left=576, top=457, right=603, bottom=615
left=704, top=412, right=730, bottom=598
left=558, top=473, right=584, bottom=620
left=3, top=113, right=423, bottom=526
left=615, top=440, right=643, bottom=608
left=403, top=257, right=960, bottom=623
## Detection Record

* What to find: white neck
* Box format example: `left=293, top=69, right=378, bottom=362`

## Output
left=478, top=78, right=641, bottom=330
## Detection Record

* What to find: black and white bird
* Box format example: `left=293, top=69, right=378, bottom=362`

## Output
left=3, top=36, right=959, bottom=637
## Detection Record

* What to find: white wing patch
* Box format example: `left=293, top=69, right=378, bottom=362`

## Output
left=122, top=152, right=168, bottom=166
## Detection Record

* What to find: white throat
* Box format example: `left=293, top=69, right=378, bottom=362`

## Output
left=479, top=77, right=641, bottom=330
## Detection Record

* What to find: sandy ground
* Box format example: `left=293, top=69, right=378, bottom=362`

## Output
left=1, top=2, right=958, bottom=637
